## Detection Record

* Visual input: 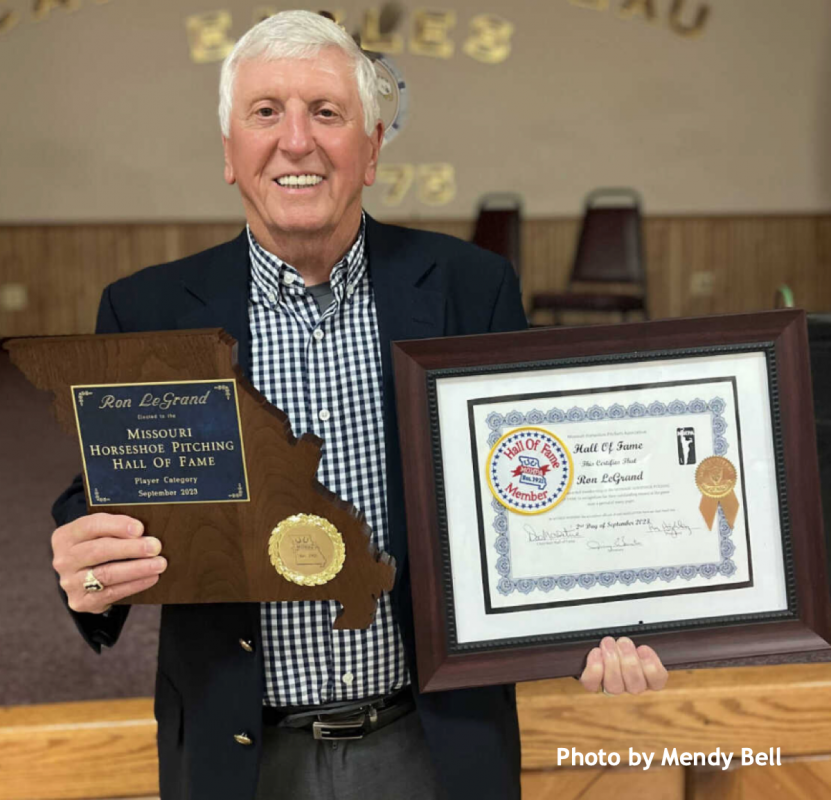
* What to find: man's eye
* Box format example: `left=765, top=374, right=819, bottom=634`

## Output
left=257, top=108, right=274, bottom=118
left=318, top=108, right=337, bottom=118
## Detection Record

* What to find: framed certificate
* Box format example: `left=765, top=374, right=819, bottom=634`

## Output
left=392, top=310, right=831, bottom=692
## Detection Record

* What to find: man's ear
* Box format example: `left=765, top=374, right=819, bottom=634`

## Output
left=363, top=121, right=385, bottom=187
left=222, top=135, right=236, bottom=186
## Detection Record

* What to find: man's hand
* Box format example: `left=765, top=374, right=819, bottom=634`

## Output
left=579, top=636, right=668, bottom=695
left=51, top=512, right=167, bottom=614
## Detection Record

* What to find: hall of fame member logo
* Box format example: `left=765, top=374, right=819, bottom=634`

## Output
left=486, top=427, right=574, bottom=515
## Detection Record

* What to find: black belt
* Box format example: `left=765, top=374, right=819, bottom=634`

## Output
left=262, top=687, right=415, bottom=741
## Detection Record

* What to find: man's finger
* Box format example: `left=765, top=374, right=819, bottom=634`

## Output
left=68, top=574, right=161, bottom=615
left=638, top=644, right=669, bottom=691
left=618, top=637, right=648, bottom=695
left=579, top=647, right=603, bottom=693
left=600, top=636, right=624, bottom=695
left=81, top=556, right=167, bottom=592
left=71, top=535, right=162, bottom=571
left=64, top=513, right=144, bottom=546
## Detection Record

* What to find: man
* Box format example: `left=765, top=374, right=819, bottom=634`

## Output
left=51, top=11, right=667, bottom=800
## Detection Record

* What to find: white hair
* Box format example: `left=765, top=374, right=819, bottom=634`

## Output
left=218, top=10, right=380, bottom=137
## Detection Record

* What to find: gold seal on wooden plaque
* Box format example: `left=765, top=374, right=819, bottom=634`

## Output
left=695, top=456, right=740, bottom=529
left=269, top=513, right=346, bottom=586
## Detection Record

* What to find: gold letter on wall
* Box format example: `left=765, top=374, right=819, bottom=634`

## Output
left=463, top=14, right=513, bottom=64
left=377, top=164, right=415, bottom=206
left=618, top=0, right=657, bottom=22
left=410, top=10, right=455, bottom=59
left=186, top=11, right=235, bottom=64
left=418, top=164, right=456, bottom=205
left=361, top=8, right=403, bottom=54
left=1, top=9, right=20, bottom=33
left=669, top=0, right=710, bottom=38
left=32, top=0, right=80, bottom=22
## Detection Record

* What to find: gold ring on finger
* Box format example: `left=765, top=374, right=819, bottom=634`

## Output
left=83, top=569, right=105, bottom=593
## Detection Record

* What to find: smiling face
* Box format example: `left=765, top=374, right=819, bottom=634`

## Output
left=222, top=47, right=383, bottom=254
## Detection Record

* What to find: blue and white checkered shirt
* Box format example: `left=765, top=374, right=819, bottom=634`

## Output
left=247, top=216, right=409, bottom=707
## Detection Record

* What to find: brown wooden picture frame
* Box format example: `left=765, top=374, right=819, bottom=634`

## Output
left=392, top=310, right=831, bottom=692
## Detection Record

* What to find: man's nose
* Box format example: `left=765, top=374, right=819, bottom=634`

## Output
left=280, top=108, right=315, bottom=157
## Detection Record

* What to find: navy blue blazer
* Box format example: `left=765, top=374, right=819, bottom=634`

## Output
left=53, top=216, right=528, bottom=800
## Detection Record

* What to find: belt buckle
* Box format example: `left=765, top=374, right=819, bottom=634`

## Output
left=312, top=714, right=366, bottom=741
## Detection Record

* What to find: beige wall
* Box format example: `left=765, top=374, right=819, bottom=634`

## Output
left=1, top=0, right=830, bottom=222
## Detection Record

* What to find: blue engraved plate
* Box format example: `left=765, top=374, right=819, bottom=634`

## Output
left=72, top=380, right=249, bottom=506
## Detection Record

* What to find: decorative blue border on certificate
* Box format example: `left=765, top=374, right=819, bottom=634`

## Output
left=485, top=397, right=737, bottom=596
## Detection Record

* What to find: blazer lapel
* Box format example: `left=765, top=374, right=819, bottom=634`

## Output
left=366, top=215, right=445, bottom=369
left=175, top=230, right=252, bottom=378
left=365, top=215, right=447, bottom=573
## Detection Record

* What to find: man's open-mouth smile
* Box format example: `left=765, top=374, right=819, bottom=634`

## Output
left=275, top=173, right=325, bottom=189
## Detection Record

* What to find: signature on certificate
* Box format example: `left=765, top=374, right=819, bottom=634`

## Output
left=586, top=535, right=643, bottom=552
left=648, top=520, right=694, bottom=538
left=523, top=523, right=584, bottom=544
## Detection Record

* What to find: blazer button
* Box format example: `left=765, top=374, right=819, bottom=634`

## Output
left=239, top=638, right=254, bottom=653
left=234, top=732, right=254, bottom=746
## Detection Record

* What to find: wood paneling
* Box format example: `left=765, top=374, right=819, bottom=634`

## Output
left=517, top=663, right=831, bottom=770
left=686, top=758, right=831, bottom=800
left=523, top=766, right=683, bottom=800
left=0, top=224, right=242, bottom=338
left=521, top=215, right=831, bottom=324
left=0, top=699, right=158, bottom=800
left=2, top=216, right=830, bottom=338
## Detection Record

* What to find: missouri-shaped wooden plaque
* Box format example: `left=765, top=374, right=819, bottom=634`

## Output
left=6, top=329, right=394, bottom=629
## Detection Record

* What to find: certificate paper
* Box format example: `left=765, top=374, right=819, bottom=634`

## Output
left=435, top=351, right=787, bottom=646
left=471, top=377, right=749, bottom=608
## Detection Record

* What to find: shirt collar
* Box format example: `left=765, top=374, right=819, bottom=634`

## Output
left=247, top=213, right=367, bottom=307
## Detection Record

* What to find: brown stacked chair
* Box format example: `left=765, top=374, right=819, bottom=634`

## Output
left=531, top=188, right=647, bottom=325
left=470, top=193, right=523, bottom=278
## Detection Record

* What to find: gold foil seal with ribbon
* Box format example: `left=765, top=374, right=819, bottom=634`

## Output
left=695, top=456, right=740, bottom=530
left=269, top=513, right=346, bottom=586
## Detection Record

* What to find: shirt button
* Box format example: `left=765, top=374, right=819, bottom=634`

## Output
left=318, top=409, right=331, bottom=422
left=346, top=286, right=355, bottom=297
left=342, top=672, right=354, bottom=685
left=267, top=291, right=277, bottom=304
left=313, top=329, right=325, bottom=342
left=283, top=273, right=296, bottom=286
